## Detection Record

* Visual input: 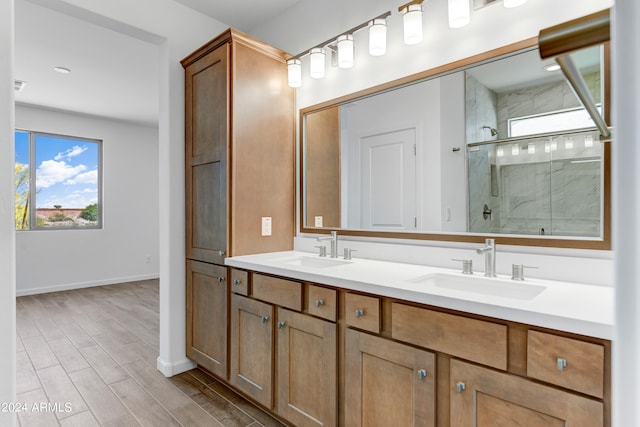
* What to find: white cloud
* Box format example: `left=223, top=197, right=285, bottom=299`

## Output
left=54, top=145, right=88, bottom=161
left=65, top=169, right=97, bottom=185
left=36, top=160, right=87, bottom=189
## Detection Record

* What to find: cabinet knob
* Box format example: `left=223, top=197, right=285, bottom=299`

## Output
left=456, top=382, right=466, bottom=393
left=277, top=321, right=286, bottom=329
left=233, top=279, right=241, bottom=286
left=557, top=357, right=567, bottom=372
left=217, top=276, right=225, bottom=283
left=218, top=250, right=225, bottom=257
left=417, top=369, right=427, bottom=380
left=355, top=309, right=365, bottom=318
left=315, top=299, right=324, bottom=308
left=261, top=315, right=269, bottom=324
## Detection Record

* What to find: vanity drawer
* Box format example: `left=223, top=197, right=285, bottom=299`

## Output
left=251, top=274, right=302, bottom=311
left=307, top=284, right=336, bottom=322
left=230, top=269, right=249, bottom=296
left=345, top=293, right=380, bottom=334
left=391, top=303, right=507, bottom=370
left=527, top=330, right=604, bottom=398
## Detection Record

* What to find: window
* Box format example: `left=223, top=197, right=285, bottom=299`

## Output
left=14, top=130, right=102, bottom=230
left=508, top=106, right=602, bottom=138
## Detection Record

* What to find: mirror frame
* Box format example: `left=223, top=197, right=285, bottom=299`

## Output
left=299, top=36, right=611, bottom=250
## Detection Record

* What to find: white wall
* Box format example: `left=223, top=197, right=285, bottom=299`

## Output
left=15, top=105, right=159, bottom=295
left=0, top=0, right=17, bottom=425
left=613, top=0, right=640, bottom=425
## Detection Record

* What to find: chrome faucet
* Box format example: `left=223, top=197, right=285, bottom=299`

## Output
left=317, top=231, right=338, bottom=258
left=476, top=238, right=496, bottom=277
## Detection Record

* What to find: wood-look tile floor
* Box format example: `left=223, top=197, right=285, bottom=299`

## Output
left=16, top=280, right=288, bottom=427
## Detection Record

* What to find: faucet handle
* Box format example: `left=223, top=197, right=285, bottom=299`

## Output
left=344, top=248, right=357, bottom=260
left=314, top=245, right=327, bottom=257
left=452, top=259, right=473, bottom=275
left=511, top=264, right=538, bottom=281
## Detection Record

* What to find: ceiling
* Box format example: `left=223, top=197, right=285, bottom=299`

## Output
left=14, top=0, right=301, bottom=126
left=173, top=0, right=301, bottom=32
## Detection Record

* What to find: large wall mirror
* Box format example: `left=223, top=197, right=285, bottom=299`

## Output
left=300, top=35, right=611, bottom=249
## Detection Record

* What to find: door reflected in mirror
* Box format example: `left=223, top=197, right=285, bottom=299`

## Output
left=301, top=40, right=608, bottom=247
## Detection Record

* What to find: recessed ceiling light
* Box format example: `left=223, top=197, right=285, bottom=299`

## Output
left=54, top=66, right=71, bottom=74
left=544, top=63, right=561, bottom=72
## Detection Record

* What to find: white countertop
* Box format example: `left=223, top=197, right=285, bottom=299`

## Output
left=225, top=250, right=614, bottom=340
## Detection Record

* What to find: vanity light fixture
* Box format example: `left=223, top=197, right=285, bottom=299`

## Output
left=309, top=48, right=326, bottom=79
left=511, top=144, right=520, bottom=156
left=584, top=135, right=594, bottom=147
left=287, top=59, right=302, bottom=88
left=448, top=0, right=471, bottom=29
left=496, top=147, right=504, bottom=157
left=550, top=137, right=558, bottom=151
left=337, top=34, right=355, bottom=68
left=528, top=144, right=536, bottom=154
left=285, top=11, right=392, bottom=87
left=503, top=0, right=527, bottom=8
left=565, top=137, right=574, bottom=149
left=399, top=1, right=424, bottom=45
left=368, top=18, right=387, bottom=56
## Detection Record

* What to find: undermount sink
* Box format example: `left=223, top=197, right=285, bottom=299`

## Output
left=407, top=273, right=546, bottom=300
left=276, top=255, right=352, bottom=269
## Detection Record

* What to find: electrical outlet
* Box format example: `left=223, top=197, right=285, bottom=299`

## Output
left=315, top=216, right=323, bottom=227
left=261, top=217, right=272, bottom=236
left=446, top=207, right=452, bottom=222
left=145, top=254, right=151, bottom=264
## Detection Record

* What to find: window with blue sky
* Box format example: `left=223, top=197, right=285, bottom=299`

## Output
left=14, top=130, right=102, bottom=230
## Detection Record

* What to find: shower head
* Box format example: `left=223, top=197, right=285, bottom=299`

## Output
left=482, top=125, right=498, bottom=136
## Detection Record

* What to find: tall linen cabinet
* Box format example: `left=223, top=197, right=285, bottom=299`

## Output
left=181, top=29, right=295, bottom=379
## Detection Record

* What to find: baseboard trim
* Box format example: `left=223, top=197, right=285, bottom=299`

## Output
left=16, top=274, right=160, bottom=297
left=156, top=356, right=197, bottom=377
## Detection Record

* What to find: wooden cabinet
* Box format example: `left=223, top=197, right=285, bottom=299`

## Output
left=527, top=330, right=605, bottom=398
left=345, top=328, right=436, bottom=427
left=450, top=359, right=603, bottom=427
left=182, top=29, right=294, bottom=265
left=185, top=260, right=228, bottom=379
left=229, top=294, right=274, bottom=408
left=277, top=308, right=337, bottom=427
left=391, top=302, right=508, bottom=370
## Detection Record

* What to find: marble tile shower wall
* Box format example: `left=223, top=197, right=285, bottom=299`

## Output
left=466, top=74, right=499, bottom=144
left=466, top=73, right=602, bottom=237
left=495, top=72, right=601, bottom=137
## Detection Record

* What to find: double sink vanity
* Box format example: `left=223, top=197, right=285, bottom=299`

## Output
left=223, top=243, right=612, bottom=427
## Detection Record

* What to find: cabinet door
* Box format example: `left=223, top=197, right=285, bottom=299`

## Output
left=185, top=43, right=228, bottom=264
left=186, top=260, right=228, bottom=379
left=450, top=359, right=603, bottom=427
left=345, top=329, right=436, bottom=427
left=229, top=294, right=274, bottom=408
left=277, top=308, right=336, bottom=427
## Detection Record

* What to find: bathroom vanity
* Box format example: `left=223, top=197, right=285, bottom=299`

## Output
left=220, top=251, right=612, bottom=427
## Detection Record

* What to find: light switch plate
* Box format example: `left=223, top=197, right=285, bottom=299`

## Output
left=261, top=217, right=272, bottom=236
left=315, top=216, right=323, bottom=227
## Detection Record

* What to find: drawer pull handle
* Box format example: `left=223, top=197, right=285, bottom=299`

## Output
left=355, top=309, right=365, bottom=318
left=418, top=369, right=427, bottom=380
left=277, top=321, right=286, bottom=329
left=233, top=279, right=241, bottom=286
left=315, top=299, right=324, bottom=308
left=456, top=382, right=466, bottom=393
left=261, top=315, right=269, bottom=324
left=218, top=250, right=225, bottom=257
left=217, top=276, right=225, bottom=283
left=557, top=357, right=567, bottom=372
